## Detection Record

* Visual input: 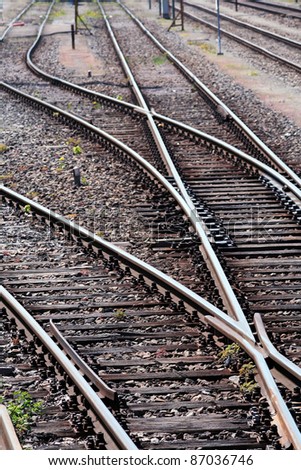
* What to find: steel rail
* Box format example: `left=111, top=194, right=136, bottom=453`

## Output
left=2, top=197, right=301, bottom=449
left=182, top=0, right=301, bottom=49
left=224, top=0, right=301, bottom=18
left=0, top=286, right=137, bottom=450
left=3, top=81, right=301, bottom=339
left=118, top=1, right=301, bottom=189
left=0, top=405, right=22, bottom=450
left=0, top=0, right=36, bottom=42
left=23, top=0, right=301, bottom=192
left=25, top=0, right=141, bottom=115
left=0, top=73, right=254, bottom=333
left=253, top=312, right=301, bottom=384
left=174, top=6, right=301, bottom=72
left=152, top=112, right=301, bottom=202
left=4, top=79, right=301, bottom=338
left=205, top=315, right=301, bottom=449
left=0, top=183, right=253, bottom=341
left=99, top=0, right=255, bottom=332
left=49, top=320, right=117, bottom=402
left=97, top=1, right=176, bottom=176
left=245, top=0, right=301, bottom=13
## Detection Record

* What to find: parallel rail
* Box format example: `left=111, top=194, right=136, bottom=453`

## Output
left=0, top=286, right=137, bottom=450
left=224, top=0, right=301, bottom=19
left=183, top=0, right=301, bottom=50
left=2, top=186, right=301, bottom=448
left=22, top=0, right=301, bottom=190
left=2, top=1, right=301, bottom=448
left=0, top=80, right=254, bottom=336
left=0, top=0, right=36, bottom=42
left=173, top=4, right=301, bottom=73
left=117, top=1, right=301, bottom=187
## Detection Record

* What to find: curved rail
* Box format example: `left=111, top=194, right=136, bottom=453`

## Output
left=206, top=315, right=301, bottom=449
left=0, top=286, right=137, bottom=450
left=0, top=405, right=22, bottom=450
left=20, top=0, right=301, bottom=194
left=49, top=321, right=117, bottom=403
left=0, top=0, right=36, bottom=42
left=0, top=183, right=252, bottom=340
left=22, top=0, right=301, bottom=192
left=153, top=112, right=301, bottom=202
left=118, top=1, right=301, bottom=189
left=253, top=313, right=301, bottom=385
left=25, top=1, right=141, bottom=115
left=4, top=80, right=301, bottom=337
left=2, top=189, right=301, bottom=449
left=0, top=81, right=255, bottom=335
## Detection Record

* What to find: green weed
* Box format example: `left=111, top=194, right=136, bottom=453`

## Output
left=0, top=391, right=43, bottom=435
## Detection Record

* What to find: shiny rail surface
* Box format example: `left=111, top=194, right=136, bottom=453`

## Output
left=3, top=79, right=301, bottom=337
left=2, top=2, right=301, bottom=448
left=0, top=286, right=137, bottom=450
left=22, top=0, right=301, bottom=190
left=49, top=320, right=117, bottom=403
left=0, top=405, right=22, bottom=450
left=2, top=186, right=301, bottom=448
left=117, top=1, right=301, bottom=188
left=0, top=81, right=254, bottom=335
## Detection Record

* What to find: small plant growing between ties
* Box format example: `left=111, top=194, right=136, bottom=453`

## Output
left=81, top=176, right=88, bottom=186
left=153, top=53, right=167, bottom=66
left=93, top=101, right=101, bottom=110
left=57, top=156, right=66, bottom=171
left=217, top=343, right=240, bottom=367
left=239, top=361, right=258, bottom=394
left=0, top=390, right=43, bottom=436
left=23, top=204, right=31, bottom=214
left=0, top=143, right=8, bottom=153
left=73, top=145, right=82, bottom=155
left=66, top=137, right=81, bottom=146
left=114, top=308, right=126, bottom=320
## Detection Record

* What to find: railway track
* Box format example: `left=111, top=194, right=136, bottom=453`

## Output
left=1, top=187, right=300, bottom=449
left=224, top=0, right=301, bottom=20
left=2, top=0, right=297, bottom=370
left=1, top=0, right=301, bottom=450
left=174, top=0, right=301, bottom=73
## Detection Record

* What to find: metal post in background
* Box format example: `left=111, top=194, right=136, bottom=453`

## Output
left=159, top=0, right=162, bottom=16
left=149, top=0, right=152, bottom=9
left=235, top=0, right=238, bottom=12
left=162, top=0, right=170, bottom=18
left=75, top=0, right=78, bottom=34
left=71, top=24, right=75, bottom=49
left=180, top=0, right=184, bottom=30
left=168, top=0, right=184, bottom=31
left=216, top=0, right=223, bottom=55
